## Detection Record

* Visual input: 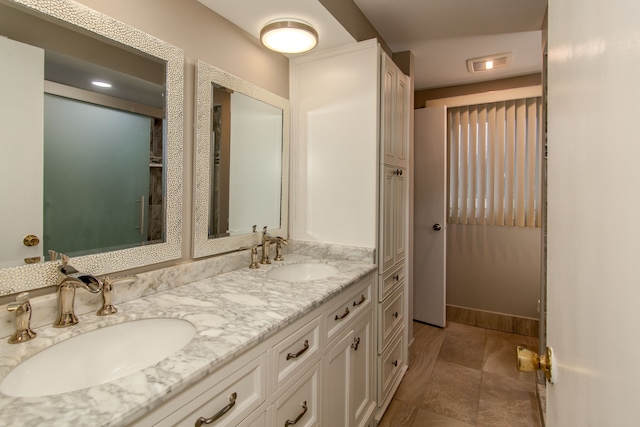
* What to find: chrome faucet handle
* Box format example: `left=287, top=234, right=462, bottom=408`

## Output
left=96, top=276, right=136, bottom=316
left=7, top=292, right=37, bottom=344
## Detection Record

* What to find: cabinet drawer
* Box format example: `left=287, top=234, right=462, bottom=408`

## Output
left=158, top=354, right=266, bottom=427
left=273, top=362, right=321, bottom=427
left=380, top=262, right=404, bottom=301
left=325, top=274, right=373, bottom=343
left=378, top=285, right=405, bottom=353
left=377, top=328, right=404, bottom=404
left=273, top=316, right=321, bottom=392
left=237, top=407, right=266, bottom=427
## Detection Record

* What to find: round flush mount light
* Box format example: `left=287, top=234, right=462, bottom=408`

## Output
left=260, top=19, right=318, bottom=54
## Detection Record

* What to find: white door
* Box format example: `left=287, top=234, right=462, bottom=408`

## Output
left=0, top=37, right=44, bottom=267
left=546, top=0, right=640, bottom=424
left=413, top=107, right=447, bottom=327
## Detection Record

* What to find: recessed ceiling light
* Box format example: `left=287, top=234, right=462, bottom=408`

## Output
left=260, top=19, right=318, bottom=54
left=92, top=81, right=112, bottom=88
left=467, top=52, right=512, bottom=73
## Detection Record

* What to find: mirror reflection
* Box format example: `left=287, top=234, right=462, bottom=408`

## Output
left=0, top=2, right=166, bottom=267
left=209, top=85, right=283, bottom=238
left=0, top=0, right=184, bottom=295
left=193, top=61, right=289, bottom=258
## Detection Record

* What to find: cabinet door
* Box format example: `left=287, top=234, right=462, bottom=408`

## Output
left=394, top=72, right=409, bottom=168
left=393, top=169, right=407, bottom=263
left=380, top=56, right=396, bottom=166
left=351, top=312, right=374, bottom=427
left=379, top=165, right=396, bottom=273
left=273, top=363, right=320, bottom=427
left=324, top=331, right=352, bottom=427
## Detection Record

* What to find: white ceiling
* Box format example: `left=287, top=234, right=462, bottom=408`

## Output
left=198, top=0, right=547, bottom=90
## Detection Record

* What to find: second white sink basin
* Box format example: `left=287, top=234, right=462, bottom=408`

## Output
left=267, top=263, right=339, bottom=282
left=0, top=318, right=196, bottom=397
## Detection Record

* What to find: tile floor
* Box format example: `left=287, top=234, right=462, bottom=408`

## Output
left=379, top=321, right=542, bottom=427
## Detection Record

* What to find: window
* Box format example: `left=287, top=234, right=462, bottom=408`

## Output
left=448, top=97, right=542, bottom=227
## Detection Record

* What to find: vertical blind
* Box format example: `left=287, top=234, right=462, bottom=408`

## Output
left=448, top=97, right=542, bottom=228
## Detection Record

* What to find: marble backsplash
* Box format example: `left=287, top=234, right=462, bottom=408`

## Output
left=0, top=240, right=374, bottom=339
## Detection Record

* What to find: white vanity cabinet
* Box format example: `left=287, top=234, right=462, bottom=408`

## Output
left=131, top=271, right=375, bottom=427
left=376, top=52, right=411, bottom=420
left=323, top=275, right=376, bottom=427
left=290, top=39, right=411, bottom=423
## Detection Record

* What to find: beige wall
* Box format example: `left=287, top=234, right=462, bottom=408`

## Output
left=74, top=0, right=290, bottom=270
left=447, top=224, right=541, bottom=318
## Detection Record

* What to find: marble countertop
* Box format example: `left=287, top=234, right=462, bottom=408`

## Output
left=0, top=255, right=376, bottom=427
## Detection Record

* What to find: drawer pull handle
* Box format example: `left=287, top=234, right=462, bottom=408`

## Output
left=392, top=311, right=399, bottom=319
left=393, top=274, right=400, bottom=281
left=286, top=340, right=310, bottom=360
left=195, top=392, right=237, bottom=426
left=391, top=360, right=398, bottom=367
left=351, top=337, right=360, bottom=351
left=352, top=295, right=366, bottom=307
left=284, top=401, right=308, bottom=426
left=335, top=307, right=350, bottom=321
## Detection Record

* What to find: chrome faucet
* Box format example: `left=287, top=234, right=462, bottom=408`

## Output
left=261, top=226, right=288, bottom=264
left=52, top=253, right=103, bottom=328
left=6, top=292, right=37, bottom=344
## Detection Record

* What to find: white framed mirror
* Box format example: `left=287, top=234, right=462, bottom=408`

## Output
left=193, top=61, right=289, bottom=257
left=0, top=0, right=183, bottom=296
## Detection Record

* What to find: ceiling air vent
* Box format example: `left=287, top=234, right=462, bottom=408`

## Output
left=467, top=52, right=513, bottom=73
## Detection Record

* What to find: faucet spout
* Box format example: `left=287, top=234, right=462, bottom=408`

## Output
left=54, top=261, right=103, bottom=328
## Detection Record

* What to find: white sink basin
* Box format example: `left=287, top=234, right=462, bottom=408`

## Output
left=267, top=263, right=339, bottom=282
left=0, top=318, right=196, bottom=397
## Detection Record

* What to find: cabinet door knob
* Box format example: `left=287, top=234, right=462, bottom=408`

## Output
left=392, top=311, right=399, bottom=319
left=351, top=337, right=361, bottom=351
left=433, top=223, right=442, bottom=231
left=391, top=360, right=398, bottom=367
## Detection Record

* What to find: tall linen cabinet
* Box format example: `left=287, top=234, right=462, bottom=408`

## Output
left=290, top=39, right=411, bottom=425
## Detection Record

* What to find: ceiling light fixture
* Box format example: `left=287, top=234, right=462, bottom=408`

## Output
left=260, top=19, right=318, bottom=54
left=91, top=81, right=112, bottom=88
left=467, top=52, right=512, bottom=73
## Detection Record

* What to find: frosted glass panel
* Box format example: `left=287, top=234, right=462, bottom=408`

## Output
left=43, top=94, right=151, bottom=256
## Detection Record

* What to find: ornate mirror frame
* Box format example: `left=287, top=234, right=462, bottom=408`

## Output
left=0, top=0, right=183, bottom=296
left=193, top=60, right=289, bottom=257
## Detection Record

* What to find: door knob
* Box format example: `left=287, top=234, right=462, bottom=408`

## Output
left=23, top=235, right=40, bottom=246
left=517, top=345, right=554, bottom=383
left=433, top=224, right=442, bottom=231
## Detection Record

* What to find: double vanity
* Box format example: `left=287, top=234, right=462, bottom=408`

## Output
left=0, top=0, right=411, bottom=425
left=0, top=254, right=377, bottom=426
